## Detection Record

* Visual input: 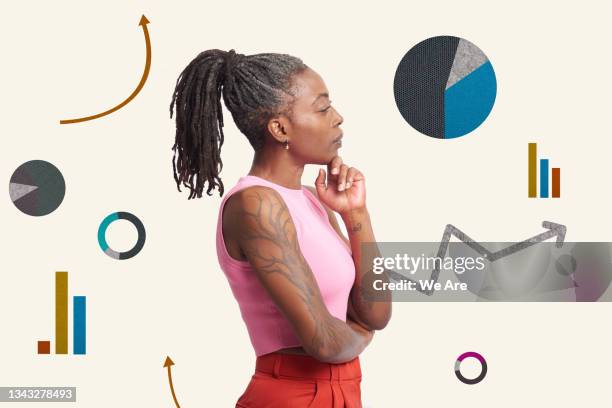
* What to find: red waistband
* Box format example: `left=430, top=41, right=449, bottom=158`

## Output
left=255, top=352, right=361, bottom=381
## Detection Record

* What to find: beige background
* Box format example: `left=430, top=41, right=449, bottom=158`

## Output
left=1, top=0, right=611, bottom=406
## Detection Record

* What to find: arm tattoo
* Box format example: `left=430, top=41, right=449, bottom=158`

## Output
left=350, top=222, right=362, bottom=234
left=238, top=190, right=350, bottom=358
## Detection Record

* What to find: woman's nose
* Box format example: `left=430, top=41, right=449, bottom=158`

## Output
left=333, top=108, right=343, bottom=127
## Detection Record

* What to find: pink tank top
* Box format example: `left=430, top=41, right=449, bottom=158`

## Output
left=216, top=175, right=355, bottom=356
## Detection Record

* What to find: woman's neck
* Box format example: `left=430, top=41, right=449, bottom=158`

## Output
left=248, top=148, right=304, bottom=190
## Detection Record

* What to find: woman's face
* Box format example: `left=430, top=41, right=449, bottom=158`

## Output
left=281, top=68, right=344, bottom=164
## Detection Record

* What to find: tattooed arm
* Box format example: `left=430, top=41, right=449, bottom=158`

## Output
left=340, top=207, right=392, bottom=330
left=223, top=186, right=373, bottom=363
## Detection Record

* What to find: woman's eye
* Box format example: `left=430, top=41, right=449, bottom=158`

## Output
left=320, top=104, right=332, bottom=112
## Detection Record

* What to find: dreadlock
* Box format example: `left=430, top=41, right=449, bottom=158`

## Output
left=170, top=49, right=307, bottom=199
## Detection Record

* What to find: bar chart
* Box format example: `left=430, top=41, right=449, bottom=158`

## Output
left=37, top=272, right=87, bottom=355
left=528, top=143, right=561, bottom=198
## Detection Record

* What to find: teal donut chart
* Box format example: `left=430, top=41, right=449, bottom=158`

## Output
left=97, top=212, right=146, bottom=260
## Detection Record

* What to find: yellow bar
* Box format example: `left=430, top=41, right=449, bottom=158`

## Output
left=55, top=271, right=68, bottom=354
left=528, top=143, right=537, bottom=198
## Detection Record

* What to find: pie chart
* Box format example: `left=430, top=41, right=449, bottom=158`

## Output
left=394, top=36, right=497, bottom=139
left=9, top=160, right=66, bottom=216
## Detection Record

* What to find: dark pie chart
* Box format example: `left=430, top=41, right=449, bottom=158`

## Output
left=9, top=160, right=66, bottom=216
left=394, top=36, right=497, bottom=139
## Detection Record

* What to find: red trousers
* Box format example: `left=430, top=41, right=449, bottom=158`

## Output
left=236, top=352, right=362, bottom=407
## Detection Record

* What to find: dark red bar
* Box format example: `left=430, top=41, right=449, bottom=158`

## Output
left=552, top=168, right=560, bottom=198
left=38, top=340, right=51, bottom=354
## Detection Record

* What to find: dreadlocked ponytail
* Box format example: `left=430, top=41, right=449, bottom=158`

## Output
left=170, top=49, right=307, bottom=199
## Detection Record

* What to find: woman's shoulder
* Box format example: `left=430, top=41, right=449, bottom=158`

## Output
left=223, top=184, right=285, bottom=215
left=222, top=185, right=299, bottom=231
left=222, top=185, right=302, bottom=254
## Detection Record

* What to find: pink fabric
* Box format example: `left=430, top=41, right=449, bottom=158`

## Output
left=216, top=175, right=355, bottom=356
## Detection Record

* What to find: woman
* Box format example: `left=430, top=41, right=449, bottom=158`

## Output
left=170, top=49, right=392, bottom=407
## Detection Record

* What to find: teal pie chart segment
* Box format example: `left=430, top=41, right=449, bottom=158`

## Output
left=444, top=60, right=497, bottom=138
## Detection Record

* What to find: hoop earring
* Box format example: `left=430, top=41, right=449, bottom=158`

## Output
left=283, top=139, right=290, bottom=150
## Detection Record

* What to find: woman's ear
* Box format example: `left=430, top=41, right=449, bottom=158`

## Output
left=267, top=116, right=290, bottom=144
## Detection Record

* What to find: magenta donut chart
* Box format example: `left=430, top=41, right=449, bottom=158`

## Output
left=454, top=352, right=487, bottom=385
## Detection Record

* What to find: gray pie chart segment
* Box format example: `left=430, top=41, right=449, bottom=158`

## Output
left=445, top=38, right=488, bottom=90
left=9, top=183, right=39, bottom=202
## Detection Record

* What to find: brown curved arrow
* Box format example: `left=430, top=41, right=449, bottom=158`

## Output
left=60, top=15, right=151, bottom=124
left=164, top=356, right=181, bottom=408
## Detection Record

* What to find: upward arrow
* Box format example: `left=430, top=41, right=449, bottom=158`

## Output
left=387, top=221, right=567, bottom=295
left=484, top=221, right=566, bottom=261
left=60, top=14, right=152, bottom=124
left=437, top=221, right=566, bottom=264
left=163, top=356, right=181, bottom=408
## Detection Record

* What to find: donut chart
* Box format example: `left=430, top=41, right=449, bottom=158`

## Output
left=394, top=36, right=497, bottom=139
left=97, top=212, right=146, bottom=260
left=454, top=351, right=487, bottom=384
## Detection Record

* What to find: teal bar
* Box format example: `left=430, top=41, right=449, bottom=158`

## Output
left=73, top=296, right=86, bottom=355
left=540, top=159, right=549, bottom=198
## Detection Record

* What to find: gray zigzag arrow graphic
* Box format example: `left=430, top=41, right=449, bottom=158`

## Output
left=387, top=221, right=567, bottom=296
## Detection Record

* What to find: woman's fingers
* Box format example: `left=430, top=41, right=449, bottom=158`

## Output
left=338, top=164, right=349, bottom=191
left=315, top=168, right=328, bottom=195
left=328, top=156, right=343, bottom=176
left=345, top=167, right=359, bottom=189
left=325, top=155, right=364, bottom=191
